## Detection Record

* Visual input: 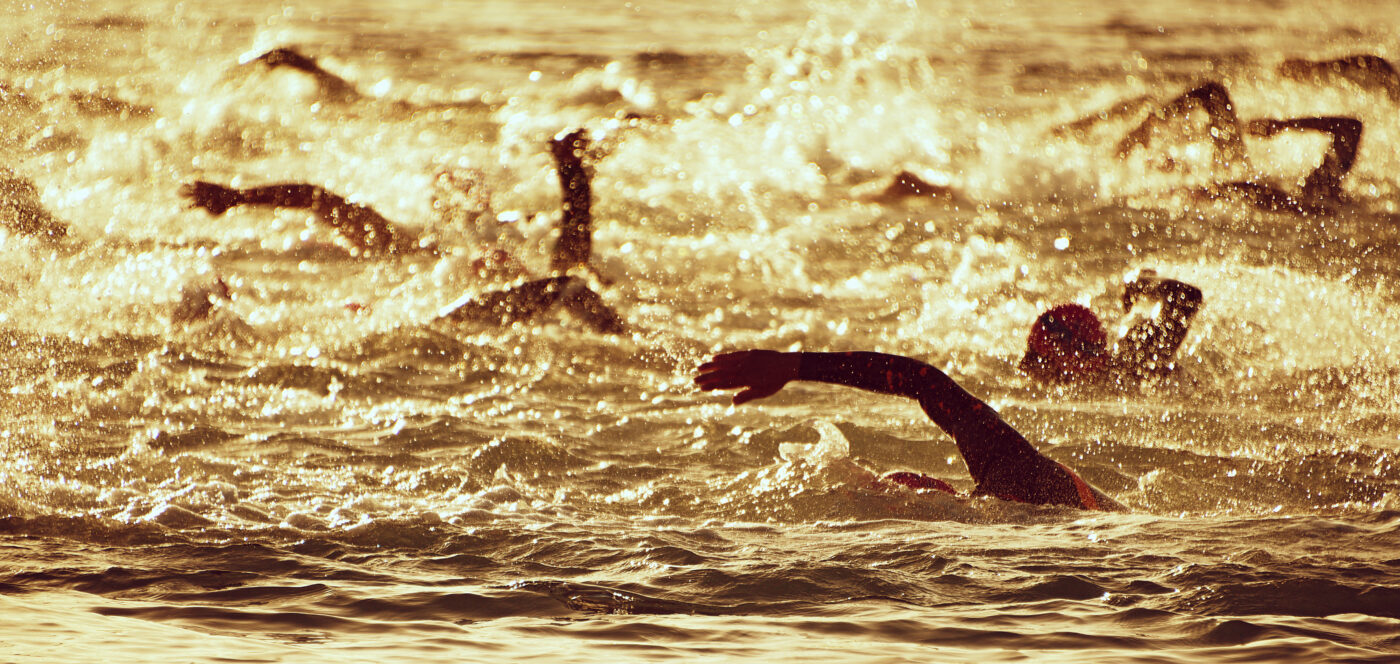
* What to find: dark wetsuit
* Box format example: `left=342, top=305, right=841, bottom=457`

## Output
left=794, top=351, right=1118, bottom=510
left=438, top=274, right=625, bottom=333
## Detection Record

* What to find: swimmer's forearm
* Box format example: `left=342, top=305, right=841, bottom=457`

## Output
left=550, top=129, right=593, bottom=273
left=234, top=184, right=324, bottom=210
left=793, top=351, right=1017, bottom=474
left=1123, top=275, right=1203, bottom=313
left=795, top=351, right=961, bottom=401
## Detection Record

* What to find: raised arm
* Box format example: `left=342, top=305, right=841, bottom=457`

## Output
left=1247, top=116, right=1362, bottom=204
left=549, top=129, right=593, bottom=274
left=696, top=350, right=1101, bottom=507
left=1114, top=271, right=1204, bottom=375
left=1248, top=116, right=1361, bottom=173
left=181, top=181, right=411, bottom=254
left=1117, top=82, right=1247, bottom=163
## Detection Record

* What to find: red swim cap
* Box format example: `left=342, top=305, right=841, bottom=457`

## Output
left=1027, top=304, right=1107, bottom=374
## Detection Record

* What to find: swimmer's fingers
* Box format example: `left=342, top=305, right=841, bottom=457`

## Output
left=695, top=350, right=794, bottom=405
left=179, top=181, right=239, bottom=216
left=732, top=384, right=786, bottom=405
left=694, top=369, right=786, bottom=405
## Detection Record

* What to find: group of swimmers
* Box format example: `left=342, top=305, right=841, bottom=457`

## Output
left=177, top=126, right=626, bottom=333
left=700, top=54, right=1397, bottom=512
left=8, top=46, right=1393, bottom=512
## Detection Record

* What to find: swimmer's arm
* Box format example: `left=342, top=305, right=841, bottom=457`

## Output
left=695, top=350, right=1041, bottom=483
left=1117, top=82, right=1246, bottom=162
left=1116, top=272, right=1204, bottom=372
left=1051, top=94, right=1153, bottom=137
left=182, top=181, right=329, bottom=215
left=549, top=129, right=593, bottom=274
left=1247, top=116, right=1362, bottom=175
left=181, top=181, right=404, bottom=253
left=1121, top=271, right=1204, bottom=318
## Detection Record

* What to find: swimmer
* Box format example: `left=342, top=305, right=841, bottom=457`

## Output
left=1019, top=270, right=1203, bottom=384
left=1116, top=81, right=1362, bottom=214
left=181, top=129, right=625, bottom=333
left=1277, top=54, right=1400, bottom=102
left=695, top=349, right=1124, bottom=511
left=239, top=46, right=488, bottom=112
left=435, top=129, right=624, bottom=333
left=241, top=46, right=363, bottom=103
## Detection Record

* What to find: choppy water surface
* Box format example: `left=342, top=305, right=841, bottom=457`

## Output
left=2, top=1, right=1399, bottom=661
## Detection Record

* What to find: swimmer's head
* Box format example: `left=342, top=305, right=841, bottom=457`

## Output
left=1026, top=304, right=1108, bottom=376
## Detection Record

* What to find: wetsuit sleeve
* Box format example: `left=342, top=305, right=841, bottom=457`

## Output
left=549, top=130, right=593, bottom=274
left=793, top=351, right=1084, bottom=506
left=231, top=184, right=407, bottom=254
left=1114, top=274, right=1203, bottom=375
left=1117, top=82, right=1247, bottom=163
left=1249, top=116, right=1361, bottom=169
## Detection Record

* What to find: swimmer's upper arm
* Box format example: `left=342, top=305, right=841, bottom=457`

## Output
left=794, top=352, right=1041, bottom=478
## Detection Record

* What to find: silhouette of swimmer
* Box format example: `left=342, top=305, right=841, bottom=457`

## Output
left=1115, top=81, right=1362, bottom=215
left=696, top=350, right=1124, bottom=511
left=239, top=46, right=488, bottom=112
left=181, top=180, right=423, bottom=255
left=242, top=46, right=363, bottom=103
left=436, top=130, right=624, bottom=333
left=1019, top=270, right=1203, bottom=384
left=181, top=129, right=624, bottom=333
left=1278, top=54, right=1400, bottom=102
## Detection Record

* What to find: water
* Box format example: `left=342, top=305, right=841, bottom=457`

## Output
left=2, top=0, right=1399, bottom=661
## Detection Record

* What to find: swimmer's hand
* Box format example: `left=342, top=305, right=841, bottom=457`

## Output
left=1121, top=268, right=1161, bottom=311
left=695, top=350, right=800, bottom=405
left=1245, top=118, right=1284, bottom=138
left=180, top=181, right=241, bottom=216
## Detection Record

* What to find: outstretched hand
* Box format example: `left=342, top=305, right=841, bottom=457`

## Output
left=180, top=181, right=240, bottom=216
left=1245, top=118, right=1282, bottom=137
left=695, top=350, right=800, bottom=405
left=1121, top=268, right=1160, bottom=311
